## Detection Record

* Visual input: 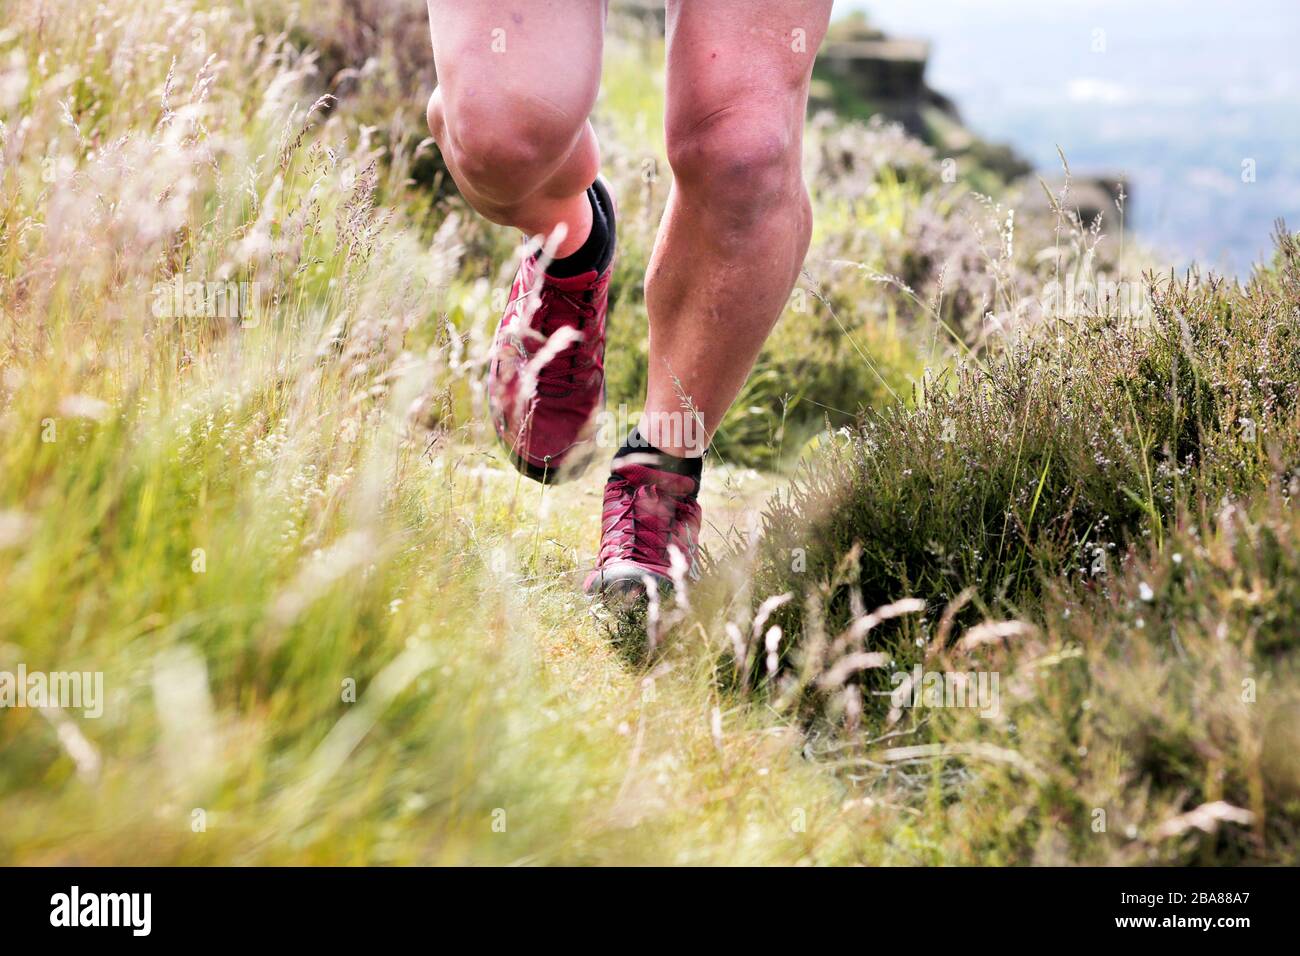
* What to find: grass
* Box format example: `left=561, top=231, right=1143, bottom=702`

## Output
left=726, top=236, right=1300, bottom=863
left=2, top=0, right=1296, bottom=865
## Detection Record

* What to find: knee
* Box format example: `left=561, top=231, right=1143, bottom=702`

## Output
left=427, top=86, right=586, bottom=205
left=666, top=108, right=804, bottom=221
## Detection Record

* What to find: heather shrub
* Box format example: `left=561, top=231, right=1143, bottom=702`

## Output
left=686, top=229, right=1300, bottom=863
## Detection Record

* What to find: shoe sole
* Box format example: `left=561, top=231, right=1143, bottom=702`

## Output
left=584, top=563, right=674, bottom=608
left=501, top=434, right=601, bottom=485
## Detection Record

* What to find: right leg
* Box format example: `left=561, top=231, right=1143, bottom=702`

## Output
left=424, top=1, right=606, bottom=256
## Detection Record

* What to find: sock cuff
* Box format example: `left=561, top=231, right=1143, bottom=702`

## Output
left=544, top=180, right=614, bottom=278
left=614, top=427, right=705, bottom=483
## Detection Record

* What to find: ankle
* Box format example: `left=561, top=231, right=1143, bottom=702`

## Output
left=546, top=191, right=593, bottom=259
left=544, top=179, right=615, bottom=277
left=630, top=403, right=709, bottom=460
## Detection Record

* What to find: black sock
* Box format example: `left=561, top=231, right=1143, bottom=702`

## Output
left=545, top=179, right=615, bottom=278
left=614, top=427, right=705, bottom=490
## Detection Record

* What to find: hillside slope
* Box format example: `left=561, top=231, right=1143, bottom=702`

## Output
left=1, top=0, right=1295, bottom=864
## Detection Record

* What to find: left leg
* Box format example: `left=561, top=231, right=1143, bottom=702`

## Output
left=643, top=0, right=832, bottom=456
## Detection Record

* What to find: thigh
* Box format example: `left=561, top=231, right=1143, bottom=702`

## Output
left=427, top=0, right=606, bottom=124
left=662, top=0, right=831, bottom=136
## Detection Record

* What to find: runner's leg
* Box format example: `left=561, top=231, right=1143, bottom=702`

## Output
left=643, top=0, right=832, bottom=455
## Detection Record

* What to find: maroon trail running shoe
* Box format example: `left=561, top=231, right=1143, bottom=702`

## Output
left=487, top=178, right=615, bottom=483
left=583, top=458, right=703, bottom=602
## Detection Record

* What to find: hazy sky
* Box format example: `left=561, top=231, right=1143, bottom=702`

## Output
left=837, top=0, right=1300, bottom=273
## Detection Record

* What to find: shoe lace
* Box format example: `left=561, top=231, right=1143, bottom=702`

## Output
left=601, top=476, right=689, bottom=570
left=534, top=285, right=599, bottom=395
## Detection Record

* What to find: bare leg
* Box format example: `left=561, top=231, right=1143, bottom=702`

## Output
left=644, top=0, right=832, bottom=455
left=425, top=1, right=606, bottom=256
